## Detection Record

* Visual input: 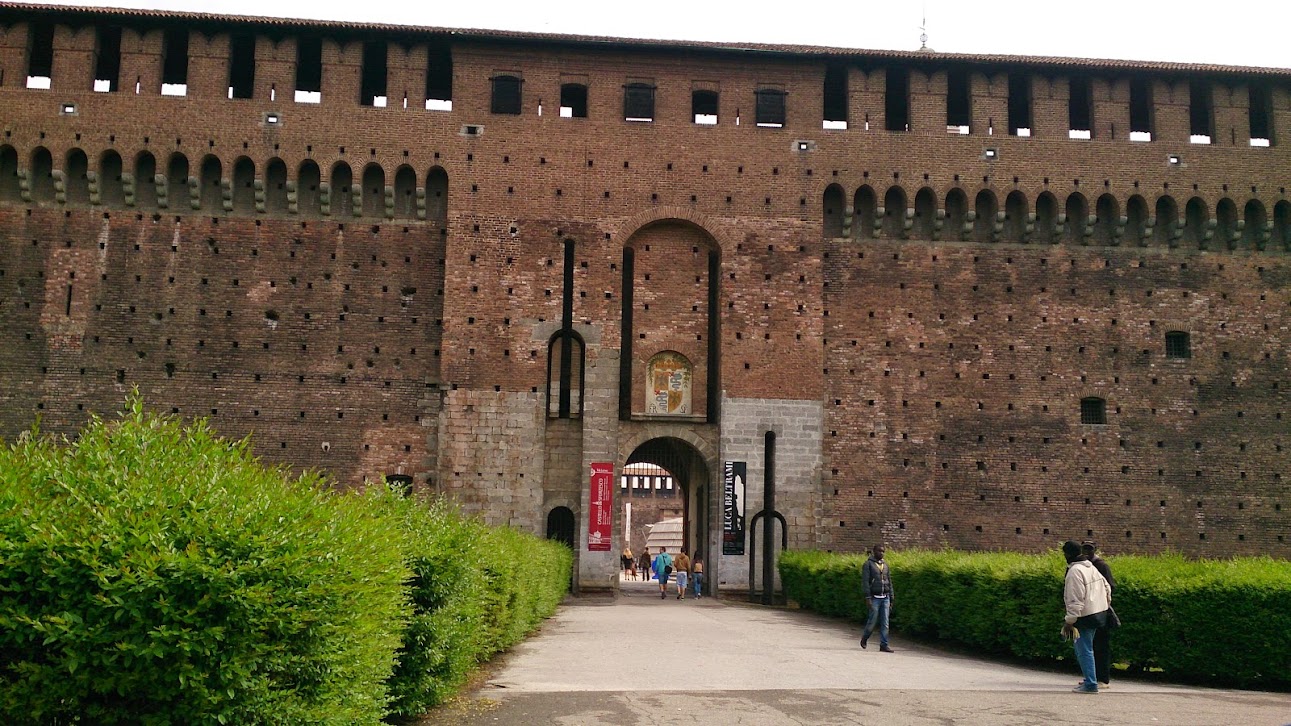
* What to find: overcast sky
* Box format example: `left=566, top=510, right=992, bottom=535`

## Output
left=21, top=0, right=1291, bottom=69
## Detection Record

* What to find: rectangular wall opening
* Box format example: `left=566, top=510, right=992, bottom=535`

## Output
left=946, top=68, right=971, bottom=134
left=26, top=21, right=54, bottom=89
left=1007, top=73, right=1032, bottom=136
left=93, top=26, right=121, bottom=92
left=1068, top=76, right=1092, bottom=139
left=1129, top=77, right=1153, bottom=141
left=1189, top=79, right=1213, bottom=144
left=823, top=64, right=847, bottom=129
left=227, top=34, right=255, bottom=99
left=425, top=40, right=452, bottom=111
left=1249, top=84, right=1274, bottom=147
left=360, top=40, right=387, bottom=107
left=160, top=28, right=189, bottom=96
left=884, top=67, right=910, bottom=132
left=295, top=36, right=322, bottom=103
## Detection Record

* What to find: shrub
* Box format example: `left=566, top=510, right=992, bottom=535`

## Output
left=0, top=399, right=410, bottom=724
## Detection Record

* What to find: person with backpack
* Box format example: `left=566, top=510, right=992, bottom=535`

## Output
left=653, top=547, right=674, bottom=600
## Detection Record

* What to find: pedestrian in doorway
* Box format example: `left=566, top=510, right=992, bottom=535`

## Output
left=860, top=544, right=895, bottom=653
left=673, top=549, right=691, bottom=599
left=692, top=554, right=705, bottom=598
left=1062, top=540, right=1112, bottom=693
left=624, top=547, right=636, bottom=580
left=653, top=547, right=673, bottom=599
left=1082, top=540, right=1117, bottom=689
left=640, top=548, right=652, bottom=581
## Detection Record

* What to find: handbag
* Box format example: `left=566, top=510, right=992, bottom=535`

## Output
left=664, top=565, right=673, bottom=576
left=1106, top=606, right=1121, bottom=630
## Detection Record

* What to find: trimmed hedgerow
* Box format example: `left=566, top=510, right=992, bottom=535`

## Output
left=780, top=548, right=1291, bottom=689
left=0, top=398, right=411, bottom=725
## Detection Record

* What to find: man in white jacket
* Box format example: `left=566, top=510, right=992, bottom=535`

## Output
left=1061, top=540, right=1111, bottom=693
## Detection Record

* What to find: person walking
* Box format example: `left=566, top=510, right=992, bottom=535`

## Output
left=640, top=547, right=652, bottom=581
left=1082, top=540, right=1116, bottom=689
left=624, top=547, right=636, bottom=580
left=653, top=547, right=673, bottom=600
left=860, top=544, right=895, bottom=653
left=673, top=549, right=691, bottom=599
left=691, top=555, right=705, bottom=598
left=1062, top=540, right=1112, bottom=693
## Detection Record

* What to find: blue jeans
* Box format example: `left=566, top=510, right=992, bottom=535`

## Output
left=1073, top=625, right=1098, bottom=690
left=693, top=572, right=704, bottom=597
left=864, top=596, right=890, bottom=647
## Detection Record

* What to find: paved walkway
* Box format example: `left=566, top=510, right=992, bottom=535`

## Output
left=421, top=576, right=1291, bottom=725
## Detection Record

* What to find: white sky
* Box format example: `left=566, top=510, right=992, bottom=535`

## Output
left=21, top=0, right=1291, bottom=69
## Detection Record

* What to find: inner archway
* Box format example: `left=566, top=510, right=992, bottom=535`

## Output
left=621, top=436, right=711, bottom=594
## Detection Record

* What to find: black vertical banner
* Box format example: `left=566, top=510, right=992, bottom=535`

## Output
left=723, top=461, right=746, bottom=555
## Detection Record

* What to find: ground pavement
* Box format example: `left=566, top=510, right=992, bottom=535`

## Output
left=421, top=574, right=1290, bottom=725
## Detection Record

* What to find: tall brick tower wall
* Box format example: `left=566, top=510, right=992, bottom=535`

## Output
left=0, top=5, right=1287, bottom=592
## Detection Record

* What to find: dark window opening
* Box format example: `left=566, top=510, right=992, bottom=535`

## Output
left=1189, top=80, right=1213, bottom=142
left=27, top=21, right=54, bottom=88
left=1165, top=331, right=1191, bottom=359
left=93, top=26, right=122, bottom=92
left=1068, top=76, right=1093, bottom=138
left=755, top=88, right=786, bottom=127
left=491, top=74, right=522, bottom=115
left=295, top=36, right=322, bottom=103
left=624, top=82, right=655, bottom=121
left=359, top=40, right=387, bottom=107
left=693, top=89, right=718, bottom=125
left=1081, top=397, right=1107, bottom=425
left=161, top=28, right=189, bottom=94
left=1249, top=84, right=1274, bottom=146
left=227, top=34, right=255, bottom=99
left=1129, top=77, right=1153, bottom=140
left=425, top=41, right=452, bottom=110
left=946, top=69, right=971, bottom=133
left=561, top=83, right=588, bottom=118
left=385, top=474, right=413, bottom=497
left=823, top=64, right=847, bottom=128
left=885, top=67, right=910, bottom=131
left=1007, top=73, right=1032, bottom=136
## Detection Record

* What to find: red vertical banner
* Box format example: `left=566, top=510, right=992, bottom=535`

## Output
left=587, top=462, right=614, bottom=551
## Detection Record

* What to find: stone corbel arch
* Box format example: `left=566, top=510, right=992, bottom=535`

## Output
left=611, top=206, right=735, bottom=252
left=618, top=425, right=719, bottom=470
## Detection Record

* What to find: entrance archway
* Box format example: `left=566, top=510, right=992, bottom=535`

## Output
left=622, top=436, right=712, bottom=594
left=546, top=506, right=575, bottom=549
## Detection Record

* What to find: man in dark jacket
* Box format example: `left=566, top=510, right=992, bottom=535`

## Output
left=1082, top=540, right=1116, bottom=688
left=860, top=544, right=895, bottom=652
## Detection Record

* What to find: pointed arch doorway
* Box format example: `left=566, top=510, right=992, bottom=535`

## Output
left=623, top=436, right=712, bottom=594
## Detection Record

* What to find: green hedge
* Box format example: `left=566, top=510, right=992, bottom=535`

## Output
left=0, top=399, right=572, bottom=723
left=780, top=548, right=1291, bottom=689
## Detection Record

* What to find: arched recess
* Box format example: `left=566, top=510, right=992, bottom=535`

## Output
left=1274, top=200, right=1291, bottom=252
left=99, top=150, right=125, bottom=208
left=134, top=152, right=157, bottom=209
left=547, top=329, right=585, bottom=419
left=912, top=187, right=937, bottom=240
left=1214, top=198, right=1238, bottom=250
left=1182, top=197, right=1209, bottom=248
left=0, top=145, right=21, bottom=202
left=30, top=147, right=55, bottom=203
left=944, top=188, right=968, bottom=241
left=361, top=162, right=384, bottom=217
left=882, top=186, right=907, bottom=239
left=623, top=435, right=714, bottom=582
left=166, top=153, right=189, bottom=208
left=1003, top=190, right=1028, bottom=242
left=1094, top=193, right=1119, bottom=246
left=1035, top=192, right=1059, bottom=243
left=297, top=160, right=321, bottom=217
left=264, top=158, right=288, bottom=214
left=1063, top=193, right=1088, bottom=244
left=65, top=149, right=91, bottom=205
left=822, top=183, right=845, bottom=239
left=1125, top=195, right=1149, bottom=247
left=393, top=164, right=416, bottom=219
left=199, top=155, right=222, bottom=211
left=972, top=189, right=997, bottom=242
left=853, top=185, right=877, bottom=240
left=1153, top=195, right=1178, bottom=247
left=231, top=156, right=255, bottom=214
left=331, top=162, right=354, bottom=217
left=1241, top=200, right=1266, bottom=250
left=546, top=506, right=575, bottom=550
left=426, top=165, right=448, bottom=228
